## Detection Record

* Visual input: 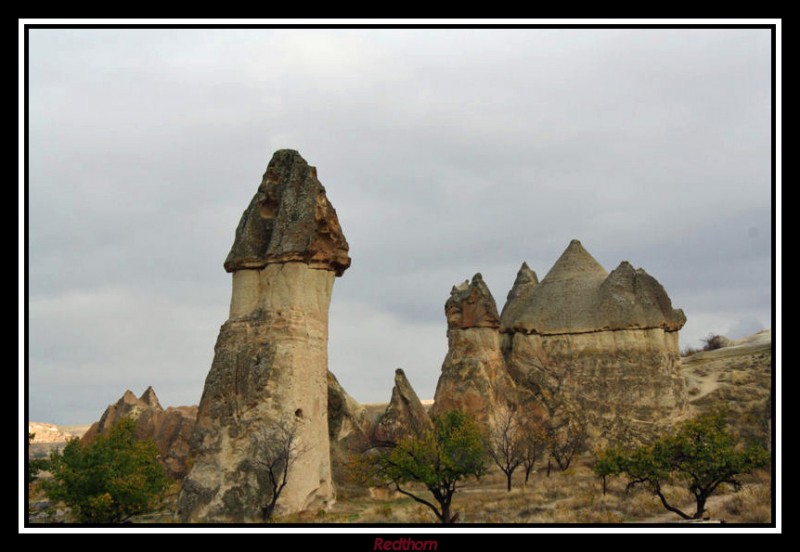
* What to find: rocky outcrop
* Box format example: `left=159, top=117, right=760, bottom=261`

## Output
left=81, top=387, right=197, bottom=479
left=431, top=274, right=518, bottom=428
left=500, top=240, right=687, bottom=443
left=374, top=369, right=432, bottom=444
left=328, top=371, right=369, bottom=447
left=178, top=150, right=350, bottom=522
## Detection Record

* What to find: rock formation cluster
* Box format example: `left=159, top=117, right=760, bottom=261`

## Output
left=435, top=240, right=687, bottom=442
left=81, top=387, right=197, bottom=479
left=178, top=150, right=350, bottom=521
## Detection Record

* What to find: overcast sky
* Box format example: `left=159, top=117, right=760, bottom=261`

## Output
left=25, top=26, right=774, bottom=425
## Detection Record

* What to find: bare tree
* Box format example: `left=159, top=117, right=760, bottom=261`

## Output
left=251, top=418, right=304, bottom=521
left=545, top=412, right=589, bottom=473
left=484, top=406, right=524, bottom=491
left=518, top=415, right=546, bottom=485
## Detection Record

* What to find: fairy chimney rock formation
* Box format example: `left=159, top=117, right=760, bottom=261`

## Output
left=374, top=369, right=433, bottom=444
left=178, top=149, right=350, bottom=522
left=432, top=274, right=518, bottom=428
left=501, top=240, right=687, bottom=442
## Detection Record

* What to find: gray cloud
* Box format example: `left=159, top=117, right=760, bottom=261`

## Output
left=26, top=27, right=773, bottom=424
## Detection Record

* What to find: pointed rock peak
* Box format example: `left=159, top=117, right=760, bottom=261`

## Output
left=393, top=368, right=423, bottom=402
left=445, top=272, right=501, bottom=330
left=139, top=386, right=162, bottom=410
left=502, top=261, right=539, bottom=314
left=542, top=239, right=607, bottom=282
left=374, top=368, right=432, bottom=444
left=120, top=390, right=139, bottom=405
left=514, top=262, right=539, bottom=286
left=604, top=261, right=636, bottom=284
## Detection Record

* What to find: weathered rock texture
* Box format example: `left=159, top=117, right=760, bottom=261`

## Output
left=432, top=274, right=518, bottom=428
left=374, top=369, right=432, bottom=444
left=178, top=150, right=350, bottom=522
left=500, top=240, right=687, bottom=443
left=81, top=387, right=198, bottom=479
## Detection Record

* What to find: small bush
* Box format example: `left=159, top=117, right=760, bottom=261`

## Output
left=701, top=334, right=728, bottom=351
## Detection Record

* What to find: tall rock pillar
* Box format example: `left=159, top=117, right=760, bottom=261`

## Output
left=178, top=150, right=350, bottom=522
left=431, top=273, right=518, bottom=429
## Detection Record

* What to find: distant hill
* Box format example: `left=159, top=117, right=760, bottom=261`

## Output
left=28, top=422, right=91, bottom=458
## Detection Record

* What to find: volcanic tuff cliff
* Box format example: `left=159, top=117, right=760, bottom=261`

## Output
left=81, top=387, right=197, bottom=479
left=178, top=150, right=350, bottom=522
left=433, top=240, right=687, bottom=443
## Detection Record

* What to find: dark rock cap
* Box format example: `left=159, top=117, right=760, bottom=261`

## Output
left=224, top=149, right=351, bottom=276
left=445, top=273, right=501, bottom=330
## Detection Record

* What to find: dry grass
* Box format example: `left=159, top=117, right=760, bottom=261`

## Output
left=318, top=462, right=772, bottom=525
left=30, top=457, right=771, bottom=526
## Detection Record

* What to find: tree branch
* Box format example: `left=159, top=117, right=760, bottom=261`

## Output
left=393, top=482, right=444, bottom=522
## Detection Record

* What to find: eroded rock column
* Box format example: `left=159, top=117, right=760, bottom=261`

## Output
left=178, top=150, right=350, bottom=522
left=431, top=274, right=518, bottom=429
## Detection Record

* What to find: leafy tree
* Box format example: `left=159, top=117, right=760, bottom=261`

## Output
left=360, top=410, right=487, bottom=523
left=599, top=412, right=769, bottom=519
left=593, top=447, right=625, bottom=495
left=250, top=418, right=304, bottom=521
left=43, top=418, right=169, bottom=523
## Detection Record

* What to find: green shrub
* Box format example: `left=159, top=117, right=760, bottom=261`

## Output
left=43, top=418, right=169, bottom=523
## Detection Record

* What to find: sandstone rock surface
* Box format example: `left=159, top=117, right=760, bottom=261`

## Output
left=178, top=150, right=349, bottom=522
left=373, top=369, right=432, bottom=444
left=81, top=387, right=197, bottom=479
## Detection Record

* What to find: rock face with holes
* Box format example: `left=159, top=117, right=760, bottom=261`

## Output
left=500, top=240, right=687, bottom=444
left=431, top=274, right=518, bottom=428
left=178, top=150, right=350, bottom=522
